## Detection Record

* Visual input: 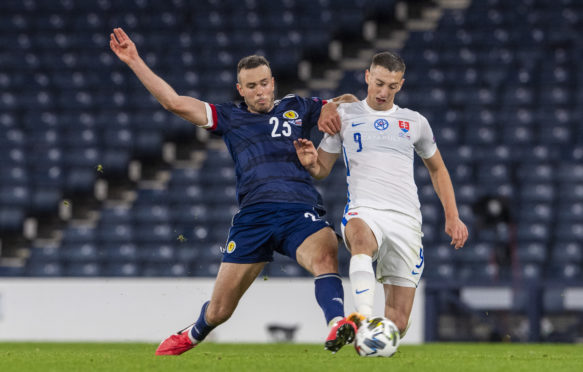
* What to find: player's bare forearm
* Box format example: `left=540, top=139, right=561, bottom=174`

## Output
left=330, top=94, right=359, bottom=106
left=318, top=94, right=358, bottom=135
left=428, top=166, right=459, bottom=219
left=293, top=140, right=338, bottom=180
left=423, top=151, right=468, bottom=248
left=127, top=57, right=179, bottom=110
left=110, top=28, right=207, bottom=126
left=312, top=148, right=339, bottom=180
left=126, top=56, right=208, bottom=126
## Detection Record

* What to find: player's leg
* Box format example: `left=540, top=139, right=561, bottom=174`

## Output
left=295, top=226, right=351, bottom=352
left=383, top=284, right=416, bottom=338
left=156, top=261, right=266, bottom=355
left=344, top=217, right=379, bottom=318
left=205, top=261, right=267, bottom=326
left=295, top=226, right=344, bottom=324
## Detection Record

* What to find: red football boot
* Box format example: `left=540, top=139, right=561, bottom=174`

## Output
left=155, top=328, right=197, bottom=356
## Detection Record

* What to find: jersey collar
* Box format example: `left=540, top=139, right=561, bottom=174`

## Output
left=362, top=99, right=399, bottom=115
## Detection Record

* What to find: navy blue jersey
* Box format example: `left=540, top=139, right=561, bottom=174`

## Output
left=207, top=95, right=327, bottom=210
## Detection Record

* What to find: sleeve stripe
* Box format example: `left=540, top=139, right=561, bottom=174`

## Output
left=203, top=103, right=218, bottom=131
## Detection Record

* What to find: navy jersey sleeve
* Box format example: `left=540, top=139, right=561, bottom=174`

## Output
left=206, top=103, right=234, bottom=136
left=298, top=96, right=327, bottom=130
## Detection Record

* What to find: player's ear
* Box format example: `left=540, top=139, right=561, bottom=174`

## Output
left=365, top=69, right=370, bottom=85
left=236, top=82, right=244, bottom=97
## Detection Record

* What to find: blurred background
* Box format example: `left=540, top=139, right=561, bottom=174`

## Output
left=0, top=0, right=582, bottom=343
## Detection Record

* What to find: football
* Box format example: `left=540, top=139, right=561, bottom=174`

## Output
left=354, top=317, right=400, bottom=357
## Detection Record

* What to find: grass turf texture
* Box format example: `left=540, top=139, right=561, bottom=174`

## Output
left=0, top=343, right=582, bottom=372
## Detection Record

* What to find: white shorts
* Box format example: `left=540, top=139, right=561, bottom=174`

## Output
left=341, top=207, right=424, bottom=288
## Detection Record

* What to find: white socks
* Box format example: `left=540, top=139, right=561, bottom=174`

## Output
left=349, top=254, right=375, bottom=318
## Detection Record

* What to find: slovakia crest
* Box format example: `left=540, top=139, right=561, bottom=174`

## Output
left=398, top=120, right=410, bottom=133
left=374, top=118, right=389, bottom=131
left=283, top=110, right=302, bottom=126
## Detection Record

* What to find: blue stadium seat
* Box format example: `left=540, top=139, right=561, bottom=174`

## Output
left=132, top=204, right=170, bottom=224
left=516, top=242, right=547, bottom=263
left=25, top=261, right=64, bottom=277
left=97, top=223, right=134, bottom=243
left=424, top=243, right=453, bottom=264
left=28, top=243, right=61, bottom=262
left=520, top=183, right=555, bottom=203
left=557, top=163, right=583, bottom=182
left=517, top=203, right=554, bottom=223
left=0, top=207, right=24, bottom=233
left=454, top=242, right=493, bottom=263
left=517, top=221, right=551, bottom=242
left=551, top=242, right=582, bottom=264
left=103, top=262, right=141, bottom=277
left=517, top=164, right=554, bottom=182
left=62, top=242, right=101, bottom=262
left=103, top=243, right=139, bottom=262
left=139, top=244, right=176, bottom=263
left=554, top=223, right=583, bottom=241
left=518, top=262, right=543, bottom=281
left=458, top=263, right=503, bottom=284
left=557, top=202, right=583, bottom=221
left=143, top=262, right=190, bottom=277
left=65, top=262, right=101, bottom=277
left=423, top=263, right=456, bottom=281
left=0, top=186, right=30, bottom=209
left=548, top=263, right=582, bottom=282
left=134, top=223, right=173, bottom=243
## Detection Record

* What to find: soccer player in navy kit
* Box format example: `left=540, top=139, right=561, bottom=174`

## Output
left=109, top=28, right=357, bottom=355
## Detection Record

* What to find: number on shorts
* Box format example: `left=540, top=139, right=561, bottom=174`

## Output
left=304, top=212, right=319, bottom=221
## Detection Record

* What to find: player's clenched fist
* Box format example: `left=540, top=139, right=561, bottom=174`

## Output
left=318, top=103, right=342, bottom=135
left=110, top=27, right=139, bottom=65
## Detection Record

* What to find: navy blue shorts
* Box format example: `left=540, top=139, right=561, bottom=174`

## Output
left=220, top=203, right=333, bottom=264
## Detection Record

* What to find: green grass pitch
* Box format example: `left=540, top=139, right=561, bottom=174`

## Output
left=1, top=342, right=582, bottom=372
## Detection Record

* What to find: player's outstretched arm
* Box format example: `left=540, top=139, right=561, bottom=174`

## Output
left=423, top=149, right=469, bottom=249
left=293, top=138, right=338, bottom=180
left=318, top=94, right=359, bottom=135
left=109, top=27, right=208, bottom=127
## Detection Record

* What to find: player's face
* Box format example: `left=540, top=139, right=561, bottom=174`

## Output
left=365, top=65, right=404, bottom=111
left=236, top=65, right=275, bottom=114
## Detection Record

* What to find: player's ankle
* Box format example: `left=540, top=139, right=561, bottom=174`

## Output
left=328, top=316, right=344, bottom=328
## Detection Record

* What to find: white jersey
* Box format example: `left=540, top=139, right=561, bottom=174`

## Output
left=319, top=100, right=437, bottom=223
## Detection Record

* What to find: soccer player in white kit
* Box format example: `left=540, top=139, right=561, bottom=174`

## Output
left=295, top=51, right=468, bottom=351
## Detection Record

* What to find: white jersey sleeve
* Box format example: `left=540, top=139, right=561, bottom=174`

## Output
left=318, top=133, right=342, bottom=154
left=413, top=113, right=437, bottom=159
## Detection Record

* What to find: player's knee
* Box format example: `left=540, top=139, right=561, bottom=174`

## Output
left=347, top=235, right=375, bottom=255
left=311, top=244, right=338, bottom=273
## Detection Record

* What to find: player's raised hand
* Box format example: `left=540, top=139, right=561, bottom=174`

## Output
left=110, top=27, right=139, bottom=65
left=445, top=217, right=468, bottom=250
left=318, top=103, right=342, bottom=135
left=293, top=138, right=318, bottom=169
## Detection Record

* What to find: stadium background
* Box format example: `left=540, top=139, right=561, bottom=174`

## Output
left=0, top=0, right=582, bottom=343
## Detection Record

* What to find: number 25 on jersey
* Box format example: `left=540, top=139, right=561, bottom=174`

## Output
left=270, top=117, right=291, bottom=138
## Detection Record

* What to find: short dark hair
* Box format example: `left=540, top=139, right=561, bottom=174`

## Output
left=371, top=51, right=406, bottom=74
left=237, top=55, right=271, bottom=80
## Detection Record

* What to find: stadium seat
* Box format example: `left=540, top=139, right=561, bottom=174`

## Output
left=25, top=262, right=64, bottom=277
left=551, top=242, right=582, bottom=264
left=65, top=262, right=101, bottom=277
left=516, top=242, right=547, bottom=263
